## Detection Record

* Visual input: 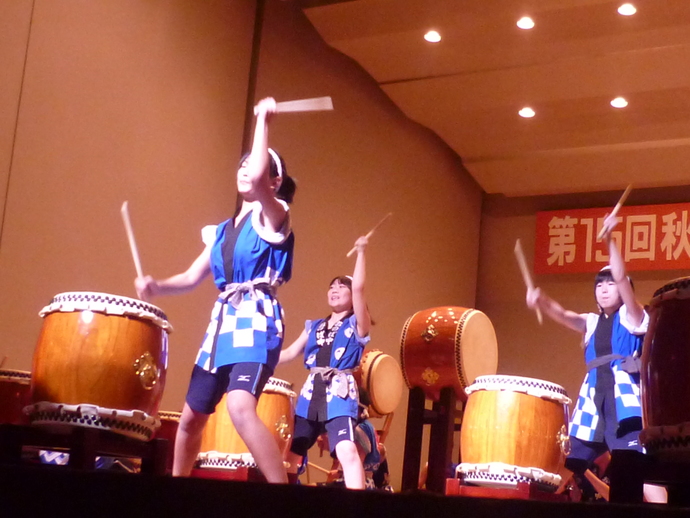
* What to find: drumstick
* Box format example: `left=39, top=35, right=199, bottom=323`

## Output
left=0, top=356, right=7, bottom=369
left=120, top=201, right=145, bottom=279
left=254, top=96, right=334, bottom=115
left=597, top=184, right=632, bottom=240
left=584, top=469, right=610, bottom=501
left=307, top=461, right=334, bottom=475
left=346, top=212, right=392, bottom=258
left=514, top=239, right=543, bottom=325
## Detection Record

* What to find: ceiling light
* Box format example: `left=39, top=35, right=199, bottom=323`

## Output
left=618, top=3, right=636, bottom=15
left=519, top=107, right=536, bottom=118
left=517, top=17, right=535, bottom=30
left=611, top=97, right=629, bottom=108
left=424, top=30, right=441, bottom=43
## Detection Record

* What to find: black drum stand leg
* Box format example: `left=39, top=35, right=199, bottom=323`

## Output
left=427, top=387, right=456, bottom=494
left=401, top=387, right=425, bottom=491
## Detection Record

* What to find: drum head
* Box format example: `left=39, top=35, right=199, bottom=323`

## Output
left=364, top=352, right=404, bottom=416
left=458, top=310, right=498, bottom=388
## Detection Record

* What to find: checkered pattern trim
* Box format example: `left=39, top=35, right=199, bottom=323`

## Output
left=195, top=290, right=282, bottom=372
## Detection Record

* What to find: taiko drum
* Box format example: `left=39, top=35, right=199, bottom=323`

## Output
left=640, top=278, right=690, bottom=459
left=154, top=410, right=181, bottom=473
left=197, top=377, right=295, bottom=469
left=0, top=369, right=31, bottom=425
left=459, top=375, right=571, bottom=490
left=400, top=307, right=498, bottom=401
left=28, top=292, right=172, bottom=441
left=355, top=349, right=404, bottom=417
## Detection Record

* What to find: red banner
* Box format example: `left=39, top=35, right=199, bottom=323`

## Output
left=535, top=203, right=690, bottom=274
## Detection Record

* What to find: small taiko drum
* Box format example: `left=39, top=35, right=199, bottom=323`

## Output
left=640, top=278, right=690, bottom=460
left=459, top=375, right=571, bottom=491
left=197, top=377, right=295, bottom=470
left=154, top=410, right=181, bottom=473
left=0, top=369, right=31, bottom=425
left=27, top=292, right=173, bottom=441
left=400, top=307, right=498, bottom=401
left=355, top=349, right=404, bottom=417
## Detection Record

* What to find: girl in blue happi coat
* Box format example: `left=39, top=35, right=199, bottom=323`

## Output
left=279, top=236, right=372, bottom=489
left=526, top=213, right=665, bottom=502
left=135, top=97, right=295, bottom=483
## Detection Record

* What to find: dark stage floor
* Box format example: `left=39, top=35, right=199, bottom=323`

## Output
left=0, top=464, right=687, bottom=518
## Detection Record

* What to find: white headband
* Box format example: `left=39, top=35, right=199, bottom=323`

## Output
left=267, top=148, right=283, bottom=179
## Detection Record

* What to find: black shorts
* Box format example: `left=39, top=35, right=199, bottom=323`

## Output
left=185, top=363, right=273, bottom=414
left=290, top=415, right=356, bottom=457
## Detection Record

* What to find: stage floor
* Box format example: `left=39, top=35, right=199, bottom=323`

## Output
left=0, top=464, right=684, bottom=518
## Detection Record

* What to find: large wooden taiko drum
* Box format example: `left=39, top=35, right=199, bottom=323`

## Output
left=0, top=369, right=31, bottom=425
left=355, top=349, right=404, bottom=417
left=197, top=377, right=295, bottom=470
left=400, top=307, right=498, bottom=401
left=640, top=278, right=690, bottom=460
left=27, top=292, right=172, bottom=441
left=459, top=375, right=571, bottom=491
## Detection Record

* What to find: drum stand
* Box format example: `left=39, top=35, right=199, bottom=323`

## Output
left=401, top=386, right=457, bottom=493
left=0, top=424, right=168, bottom=474
left=609, top=449, right=689, bottom=506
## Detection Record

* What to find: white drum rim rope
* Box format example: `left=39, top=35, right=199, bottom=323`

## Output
left=39, top=291, right=173, bottom=333
left=466, top=374, right=572, bottom=406
left=25, top=401, right=160, bottom=441
left=456, top=462, right=562, bottom=490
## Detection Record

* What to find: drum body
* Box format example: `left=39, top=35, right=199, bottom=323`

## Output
left=0, top=369, right=31, bottom=425
left=640, top=278, right=690, bottom=459
left=197, top=377, right=295, bottom=469
left=400, top=307, right=498, bottom=401
left=28, top=292, right=172, bottom=441
left=459, top=375, right=571, bottom=490
left=356, top=349, right=404, bottom=417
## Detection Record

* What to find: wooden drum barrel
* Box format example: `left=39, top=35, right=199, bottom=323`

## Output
left=459, top=375, right=571, bottom=491
left=27, top=292, right=172, bottom=441
left=400, top=307, right=498, bottom=401
left=355, top=349, right=404, bottom=417
left=640, top=278, right=690, bottom=460
left=154, top=410, right=181, bottom=473
left=0, top=369, right=31, bottom=425
left=197, top=377, right=295, bottom=470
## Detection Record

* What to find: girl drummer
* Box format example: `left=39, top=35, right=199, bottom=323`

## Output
left=279, top=236, right=372, bottom=489
left=525, top=214, right=665, bottom=502
left=135, top=97, right=295, bottom=483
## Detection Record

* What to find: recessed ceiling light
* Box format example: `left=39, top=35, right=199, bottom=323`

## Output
left=424, top=30, right=441, bottom=43
left=517, top=17, right=535, bottom=30
left=618, top=3, right=636, bottom=15
left=611, top=97, right=629, bottom=108
left=519, top=107, right=536, bottom=118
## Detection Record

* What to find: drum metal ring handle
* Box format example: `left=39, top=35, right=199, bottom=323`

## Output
left=276, top=414, right=291, bottom=441
left=557, top=425, right=571, bottom=456
left=133, top=352, right=160, bottom=391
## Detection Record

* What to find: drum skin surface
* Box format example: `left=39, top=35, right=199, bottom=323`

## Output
left=641, top=287, right=690, bottom=429
left=356, top=349, right=404, bottom=417
left=400, top=307, right=498, bottom=401
left=200, top=378, right=295, bottom=459
left=31, top=308, right=167, bottom=416
left=461, top=389, right=566, bottom=475
left=0, top=369, right=31, bottom=425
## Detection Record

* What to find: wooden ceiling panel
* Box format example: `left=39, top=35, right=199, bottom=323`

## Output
left=304, top=0, right=690, bottom=195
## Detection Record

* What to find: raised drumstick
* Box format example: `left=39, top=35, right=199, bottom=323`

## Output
left=346, top=212, right=392, bottom=258
left=514, top=239, right=543, bottom=325
left=597, top=184, right=632, bottom=240
left=254, top=96, right=334, bottom=115
left=120, top=201, right=145, bottom=280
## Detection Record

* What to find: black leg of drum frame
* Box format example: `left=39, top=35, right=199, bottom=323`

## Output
left=427, top=387, right=456, bottom=494
left=0, top=424, right=23, bottom=465
left=401, top=386, right=425, bottom=492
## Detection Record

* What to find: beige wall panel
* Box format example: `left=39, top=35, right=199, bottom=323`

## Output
left=0, top=1, right=33, bottom=231
left=259, top=1, right=483, bottom=490
left=0, top=0, right=256, bottom=411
